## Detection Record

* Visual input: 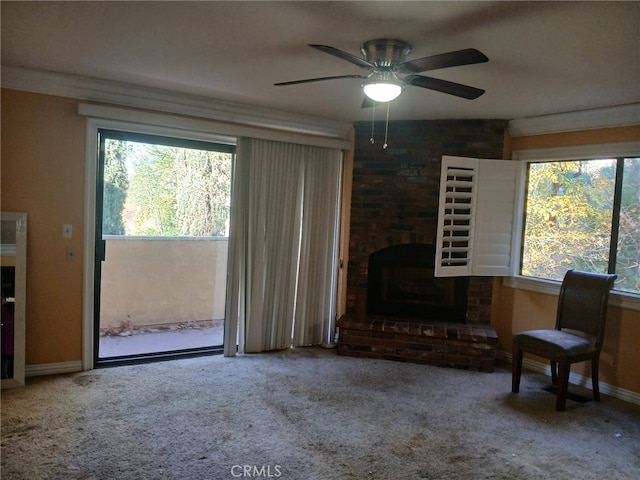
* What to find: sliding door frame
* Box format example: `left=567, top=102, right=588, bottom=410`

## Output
left=82, top=117, right=236, bottom=370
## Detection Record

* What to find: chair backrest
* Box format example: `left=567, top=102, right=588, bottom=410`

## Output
left=556, top=269, right=617, bottom=345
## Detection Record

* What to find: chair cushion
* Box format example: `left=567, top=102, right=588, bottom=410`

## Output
left=513, top=329, right=595, bottom=357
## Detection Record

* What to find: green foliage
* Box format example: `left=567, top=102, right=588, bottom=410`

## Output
left=522, top=157, right=640, bottom=294
left=127, top=143, right=232, bottom=237
left=522, top=160, right=615, bottom=280
left=129, top=145, right=179, bottom=236
left=103, top=140, right=129, bottom=235
left=616, top=158, right=640, bottom=293
left=174, top=149, right=232, bottom=236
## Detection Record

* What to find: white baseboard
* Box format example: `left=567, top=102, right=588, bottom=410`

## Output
left=25, top=361, right=84, bottom=378
left=497, top=351, right=640, bottom=406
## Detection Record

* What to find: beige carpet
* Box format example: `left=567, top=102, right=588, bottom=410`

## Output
left=2, top=347, right=639, bottom=479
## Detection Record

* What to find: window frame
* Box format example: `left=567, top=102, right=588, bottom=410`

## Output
left=505, top=141, right=640, bottom=311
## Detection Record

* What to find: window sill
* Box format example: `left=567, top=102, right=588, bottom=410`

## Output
left=502, top=276, right=640, bottom=312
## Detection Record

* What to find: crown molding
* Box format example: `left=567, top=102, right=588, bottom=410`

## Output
left=5, top=65, right=637, bottom=140
left=78, top=103, right=352, bottom=150
left=508, top=103, right=640, bottom=137
left=1, top=65, right=352, bottom=139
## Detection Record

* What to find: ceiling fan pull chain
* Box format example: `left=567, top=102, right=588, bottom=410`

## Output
left=383, top=101, right=390, bottom=149
left=370, top=101, right=376, bottom=144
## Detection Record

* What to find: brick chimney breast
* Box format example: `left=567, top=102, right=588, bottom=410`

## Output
left=338, top=119, right=507, bottom=371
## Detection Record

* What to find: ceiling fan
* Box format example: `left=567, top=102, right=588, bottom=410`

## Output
left=275, top=39, right=488, bottom=104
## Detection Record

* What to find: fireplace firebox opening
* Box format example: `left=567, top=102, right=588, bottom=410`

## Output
left=367, top=243, right=469, bottom=322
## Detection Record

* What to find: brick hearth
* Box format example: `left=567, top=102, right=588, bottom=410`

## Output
left=339, top=119, right=507, bottom=371
left=337, top=315, right=498, bottom=372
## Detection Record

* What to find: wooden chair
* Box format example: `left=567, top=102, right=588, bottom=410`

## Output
left=511, top=269, right=616, bottom=411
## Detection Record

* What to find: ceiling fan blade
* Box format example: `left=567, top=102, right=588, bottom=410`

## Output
left=309, top=44, right=374, bottom=70
left=405, top=75, right=485, bottom=100
left=274, top=74, right=367, bottom=86
left=400, top=48, right=488, bottom=74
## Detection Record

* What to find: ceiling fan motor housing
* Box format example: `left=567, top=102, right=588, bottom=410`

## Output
left=361, top=39, right=411, bottom=68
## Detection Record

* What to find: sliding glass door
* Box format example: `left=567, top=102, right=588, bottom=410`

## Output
left=94, top=129, right=234, bottom=365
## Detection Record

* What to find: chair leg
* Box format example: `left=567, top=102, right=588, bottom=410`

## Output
left=592, top=356, right=601, bottom=401
left=512, top=344, right=524, bottom=393
left=556, top=359, right=571, bottom=411
left=550, top=361, right=558, bottom=386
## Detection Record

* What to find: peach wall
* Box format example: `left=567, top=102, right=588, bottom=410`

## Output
left=494, top=125, right=640, bottom=395
left=1, top=89, right=85, bottom=365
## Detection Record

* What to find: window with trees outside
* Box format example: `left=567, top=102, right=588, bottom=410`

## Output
left=521, top=157, right=640, bottom=295
left=102, top=130, right=234, bottom=237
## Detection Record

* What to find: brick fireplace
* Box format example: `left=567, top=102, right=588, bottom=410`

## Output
left=337, top=119, right=507, bottom=371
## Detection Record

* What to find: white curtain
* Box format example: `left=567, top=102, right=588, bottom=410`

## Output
left=224, top=138, right=342, bottom=355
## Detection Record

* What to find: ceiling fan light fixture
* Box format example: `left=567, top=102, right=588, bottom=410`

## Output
left=362, top=79, right=404, bottom=102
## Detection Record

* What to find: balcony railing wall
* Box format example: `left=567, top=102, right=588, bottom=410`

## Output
left=100, top=236, right=228, bottom=329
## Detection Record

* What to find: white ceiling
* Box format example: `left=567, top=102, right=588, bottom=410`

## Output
left=2, top=1, right=639, bottom=124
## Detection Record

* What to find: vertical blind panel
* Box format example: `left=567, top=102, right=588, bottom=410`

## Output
left=268, top=145, right=302, bottom=350
left=223, top=138, right=249, bottom=356
left=233, top=138, right=343, bottom=353
left=247, top=140, right=302, bottom=351
left=293, top=148, right=342, bottom=347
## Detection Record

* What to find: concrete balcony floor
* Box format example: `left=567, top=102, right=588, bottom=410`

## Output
left=99, top=321, right=225, bottom=358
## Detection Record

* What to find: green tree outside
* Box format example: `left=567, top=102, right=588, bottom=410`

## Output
left=522, top=157, right=639, bottom=294
left=125, top=143, right=232, bottom=237
left=522, top=159, right=615, bottom=279
left=174, top=148, right=232, bottom=236
left=616, top=158, right=640, bottom=293
left=103, top=139, right=130, bottom=235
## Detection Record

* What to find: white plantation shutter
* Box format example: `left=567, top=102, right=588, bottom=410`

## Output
left=473, top=159, right=520, bottom=275
left=435, top=155, right=520, bottom=277
left=435, top=156, right=478, bottom=276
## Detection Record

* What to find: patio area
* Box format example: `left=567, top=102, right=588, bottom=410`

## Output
left=99, top=320, right=225, bottom=358
left=98, top=236, right=228, bottom=358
